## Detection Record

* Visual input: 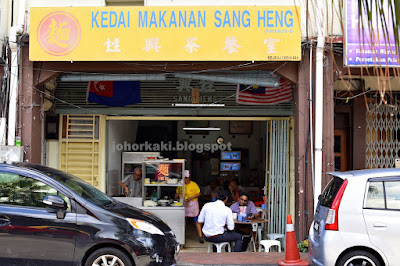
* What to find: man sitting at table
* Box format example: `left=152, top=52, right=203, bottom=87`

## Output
left=230, top=191, right=258, bottom=251
left=203, top=180, right=220, bottom=202
left=197, top=190, right=243, bottom=252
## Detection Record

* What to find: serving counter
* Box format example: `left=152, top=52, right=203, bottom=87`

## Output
left=113, top=197, right=185, bottom=244
left=113, top=159, right=186, bottom=245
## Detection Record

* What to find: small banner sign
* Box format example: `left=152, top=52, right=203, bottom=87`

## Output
left=30, top=6, right=301, bottom=61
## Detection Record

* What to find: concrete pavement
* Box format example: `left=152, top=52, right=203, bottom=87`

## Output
left=176, top=252, right=312, bottom=265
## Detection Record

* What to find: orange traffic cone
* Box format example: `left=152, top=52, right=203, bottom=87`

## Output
left=278, top=215, right=309, bottom=266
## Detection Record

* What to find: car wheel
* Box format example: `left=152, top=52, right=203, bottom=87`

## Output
left=85, top=247, right=132, bottom=266
left=337, top=250, right=381, bottom=266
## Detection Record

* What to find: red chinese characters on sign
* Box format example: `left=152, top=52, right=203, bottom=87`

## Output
left=37, top=12, right=81, bottom=56
left=156, top=164, right=170, bottom=181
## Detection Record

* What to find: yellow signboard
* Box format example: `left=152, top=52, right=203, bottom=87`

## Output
left=30, top=6, right=301, bottom=61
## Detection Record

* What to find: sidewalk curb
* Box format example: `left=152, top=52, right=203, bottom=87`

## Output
left=177, top=263, right=314, bottom=266
left=178, top=263, right=281, bottom=266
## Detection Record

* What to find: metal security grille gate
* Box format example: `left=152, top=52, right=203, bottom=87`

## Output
left=366, top=95, right=400, bottom=168
left=267, top=120, right=289, bottom=234
left=59, top=115, right=103, bottom=189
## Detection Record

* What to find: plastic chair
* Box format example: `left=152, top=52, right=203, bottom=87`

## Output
left=267, top=233, right=285, bottom=250
left=240, top=223, right=257, bottom=252
left=255, top=208, right=267, bottom=240
left=258, top=240, right=281, bottom=252
left=207, top=242, right=231, bottom=253
left=251, top=223, right=258, bottom=251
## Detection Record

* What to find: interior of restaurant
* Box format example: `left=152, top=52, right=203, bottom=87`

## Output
left=106, top=119, right=268, bottom=249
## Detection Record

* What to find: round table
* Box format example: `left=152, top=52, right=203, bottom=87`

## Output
left=234, top=218, right=268, bottom=225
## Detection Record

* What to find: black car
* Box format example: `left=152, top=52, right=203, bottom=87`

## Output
left=0, top=162, right=179, bottom=266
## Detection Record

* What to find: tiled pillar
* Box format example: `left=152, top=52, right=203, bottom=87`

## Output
left=20, top=46, right=42, bottom=164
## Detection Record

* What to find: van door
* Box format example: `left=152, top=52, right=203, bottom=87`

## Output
left=0, top=172, right=76, bottom=266
left=363, top=180, right=400, bottom=265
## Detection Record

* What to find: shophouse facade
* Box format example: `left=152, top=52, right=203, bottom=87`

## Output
left=0, top=0, right=371, bottom=241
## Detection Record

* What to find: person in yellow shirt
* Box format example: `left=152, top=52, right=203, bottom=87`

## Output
left=175, top=170, right=204, bottom=243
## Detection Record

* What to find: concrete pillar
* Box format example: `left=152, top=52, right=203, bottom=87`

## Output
left=294, top=48, right=313, bottom=240
left=20, top=46, right=42, bottom=163
left=322, top=51, right=335, bottom=189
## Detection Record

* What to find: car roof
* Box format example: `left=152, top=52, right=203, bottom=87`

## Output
left=328, top=168, right=400, bottom=180
left=0, top=162, right=57, bottom=176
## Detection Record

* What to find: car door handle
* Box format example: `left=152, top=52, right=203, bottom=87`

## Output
left=0, top=218, right=10, bottom=226
left=373, top=223, right=387, bottom=229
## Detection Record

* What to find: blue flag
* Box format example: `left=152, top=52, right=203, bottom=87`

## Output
left=87, top=81, right=141, bottom=107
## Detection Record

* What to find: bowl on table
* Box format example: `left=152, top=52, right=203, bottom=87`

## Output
left=158, top=199, right=170, bottom=206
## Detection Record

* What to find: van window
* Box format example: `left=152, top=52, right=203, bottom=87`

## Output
left=385, top=181, right=400, bottom=210
left=365, top=182, right=385, bottom=209
left=319, top=176, right=344, bottom=207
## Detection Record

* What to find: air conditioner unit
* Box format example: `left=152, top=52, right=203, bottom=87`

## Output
left=0, top=146, right=24, bottom=163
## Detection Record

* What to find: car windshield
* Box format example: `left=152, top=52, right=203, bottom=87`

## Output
left=26, top=165, right=115, bottom=207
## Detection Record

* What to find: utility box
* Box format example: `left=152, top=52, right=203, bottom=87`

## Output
left=0, top=146, right=24, bottom=163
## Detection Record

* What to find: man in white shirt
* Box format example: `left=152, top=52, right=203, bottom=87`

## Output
left=197, top=190, right=243, bottom=252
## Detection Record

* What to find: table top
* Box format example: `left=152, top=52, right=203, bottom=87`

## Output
left=234, top=218, right=268, bottom=224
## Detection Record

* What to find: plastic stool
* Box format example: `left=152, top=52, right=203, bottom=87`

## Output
left=267, top=233, right=285, bottom=250
left=207, top=242, right=231, bottom=253
left=258, top=240, right=281, bottom=252
left=267, top=233, right=285, bottom=241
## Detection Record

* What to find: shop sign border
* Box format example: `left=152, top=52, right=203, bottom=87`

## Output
left=30, top=6, right=301, bottom=61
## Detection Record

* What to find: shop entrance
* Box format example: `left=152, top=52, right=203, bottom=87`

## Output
left=57, top=115, right=291, bottom=248
left=104, top=116, right=291, bottom=249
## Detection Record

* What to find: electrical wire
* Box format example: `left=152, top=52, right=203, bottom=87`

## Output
left=333, top=88, right=371, bottom=100
left=4, top=66, right=98, bottom=113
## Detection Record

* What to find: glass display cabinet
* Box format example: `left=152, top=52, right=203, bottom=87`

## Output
left=141, top=159, right=186, bottom=244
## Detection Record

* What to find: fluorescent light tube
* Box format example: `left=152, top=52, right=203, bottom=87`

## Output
left=183, top=127, right=221, bottom=131
left=172, top=104, right=225, bottom=107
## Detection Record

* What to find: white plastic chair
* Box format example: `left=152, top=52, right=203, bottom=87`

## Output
left=242, top=223, right=258, bottom=252
left=251, top=223, right=258, bottom=251
left=207, top=242, right=231, bottom=253
left=267, top=233, right=285, bottom=250
left=258, top=240, right=281, bottom=252
left=255, top=207, right=267, bottom=240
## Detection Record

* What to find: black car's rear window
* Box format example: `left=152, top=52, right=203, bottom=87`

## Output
left=319, top=176, right=344, bottom=207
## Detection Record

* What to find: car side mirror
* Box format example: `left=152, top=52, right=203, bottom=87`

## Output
left=43, top=195, right=66, bottom=209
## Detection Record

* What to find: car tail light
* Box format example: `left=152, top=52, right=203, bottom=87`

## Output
left=325, top=179, right=348, bottom=231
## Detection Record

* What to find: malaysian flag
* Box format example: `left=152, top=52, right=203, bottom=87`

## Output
left=236, top=78, right=292, bottom=105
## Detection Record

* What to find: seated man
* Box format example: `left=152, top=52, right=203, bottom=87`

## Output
left=230, top=191, right=258, bottom=251
left=202, top=181, right=220, bottom=202
left=197, top=190, right=243, bottom=252
left=227, top=179, right=243, bottom=204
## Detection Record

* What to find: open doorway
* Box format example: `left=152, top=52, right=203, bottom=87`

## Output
left=105, top=118, right=290, bottom=250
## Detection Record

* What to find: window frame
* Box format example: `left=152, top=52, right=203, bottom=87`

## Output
left=0, top=170, right=74, bottom=213
left=364, top=177, right=400, bottom=211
